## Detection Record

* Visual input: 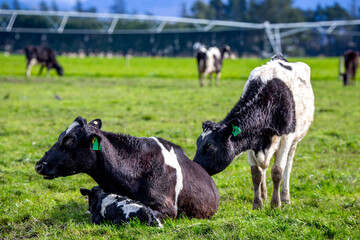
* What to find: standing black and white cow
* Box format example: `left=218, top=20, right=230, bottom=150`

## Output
left=35, top=117, right=219, bottom=221
left=80, top=186, right=162, bottom=227
left=25, top=45, right=63, bottom=77
left=194, top=55, right=314, bottom=209
left=196, top=45, right=231, bottom=87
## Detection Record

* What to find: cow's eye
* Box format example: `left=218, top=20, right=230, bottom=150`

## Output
left=64, top=137, right=75, bottom=147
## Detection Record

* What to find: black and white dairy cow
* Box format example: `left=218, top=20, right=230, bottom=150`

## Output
left=35, top=117, right=219, bottom=221
left=194, top=55, right=314, bottom=209
left=25, top=45, right=63, bottom=77
left=196, top=45, right=231, bottom=87
left=80, top=186, right=162, bottom=227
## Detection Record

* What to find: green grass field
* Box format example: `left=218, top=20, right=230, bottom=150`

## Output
left=0, top=55, right=359, bottom=239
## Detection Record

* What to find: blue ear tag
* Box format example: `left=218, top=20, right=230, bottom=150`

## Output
left=92, top=137, right=101, bottom=151
left=231, top=124, right=241, bottom=137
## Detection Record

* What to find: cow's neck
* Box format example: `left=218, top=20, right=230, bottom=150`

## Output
left=221, top=88, right=270, bottom=154
left=86, top=132, right=140, bottom=197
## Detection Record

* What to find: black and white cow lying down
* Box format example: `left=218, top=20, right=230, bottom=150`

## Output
left=80, top=186, right=162, bottom=227
left=35, top=117, right=219, bottom=221
left=25, top=45, right=63, bottom=77
left=194, top=55, right=314, bottom=209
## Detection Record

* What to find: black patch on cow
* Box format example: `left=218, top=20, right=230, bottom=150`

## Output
left=271, top=54, right=289, bottom=62
left=279, top=62, right=292, bottom=71
left=223, top=78, right=296, bottom=152
left=196, top=51, right=207, bottom=72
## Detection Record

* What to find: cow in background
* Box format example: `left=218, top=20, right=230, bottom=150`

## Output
left=341, top=50, right=358, bottom=86
left=195, top=44, right=231, bottom=87
left=25, top=46, right=63, bottom=77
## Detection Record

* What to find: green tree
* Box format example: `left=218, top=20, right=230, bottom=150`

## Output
left=208, top=0, right=226, bottom=20
left=226, top=0, right=247, bottom=21
left=74, top=0, right=83, bottom=12
left=1, top=2, right=10, bottom=9
left=87, top=6, right=97, bottom=13
left=247, top=0, right=304, bottom=23
left=111, top=0, right=126, bottom=14
left=39, top=1, right=48, bottom=11
left=51, top=0, right=59, bottom=11
left=191, top=0, right=208, bottom=19
left=181, top=2, right=189, bottom=17
left=311, top=3, right=350, bottom=21
left=13, top=0, right=20, bottom=10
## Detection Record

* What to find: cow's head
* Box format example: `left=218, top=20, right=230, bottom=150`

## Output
left=221, top=45, right=231, bottom=56
left=35, top=116, right=102, bottom=179
left=193, top=119, right=241, bottom=176
left=56, top=65, right=64, bottom=76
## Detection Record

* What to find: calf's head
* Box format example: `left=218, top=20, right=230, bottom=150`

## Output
left=80, top=186, right=103, bottom=212
left=193, top=119, right=241, bottom=176
left=35, top=116, right=102, bottom=179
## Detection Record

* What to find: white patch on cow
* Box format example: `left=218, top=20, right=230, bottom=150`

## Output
left=201, top=129, right=212, bottom=139
left=150, top=137, right=183, bottom=214
left=26, top=58, right=39, bottom=77
left=100, top=194, right=118, bottom=218
left=243, top=59, right=312, bottom=95
left=65, top=121, right=79, bottom=134
left=100, top=195, right=143, bottom=219
left=118, top=201, right=143, bottom=219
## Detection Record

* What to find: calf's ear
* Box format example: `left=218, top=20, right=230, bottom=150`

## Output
left=80, top=188, right=91, bottom=196
left=223, top=118, right=241, bottom=140
left=88, top=119, right=102, bottom=129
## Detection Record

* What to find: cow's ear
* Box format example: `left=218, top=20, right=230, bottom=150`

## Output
left=80, top=188, right=91, bottom=196
left=85, top=126, right=102, bottom=150
left=88, top=134, right=102, bottom=151
left=202, top=121, right=214, bottom=131
left=224, top=118, right=241, bottom=139
left=74, top=116, right=87, bottom=126
left=88, top=119, right=102, bottom=129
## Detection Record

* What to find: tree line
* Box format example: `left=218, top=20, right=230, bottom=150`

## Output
left=0, top=0, right=359, bottom=57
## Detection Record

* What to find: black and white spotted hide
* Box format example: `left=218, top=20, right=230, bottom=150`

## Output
left=194, top=54, right=314, bottom=209
left=81, top=186, right=162, bottom=227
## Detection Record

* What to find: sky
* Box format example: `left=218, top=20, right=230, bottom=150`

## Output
left=3, top=0, right=356, bottom=17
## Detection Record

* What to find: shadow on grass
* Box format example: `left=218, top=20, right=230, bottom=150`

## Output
left=43, top=199, right=89, bottom=226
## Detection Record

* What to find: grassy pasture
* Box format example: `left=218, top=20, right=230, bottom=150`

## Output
left=0, top=55, right=359, bottom=239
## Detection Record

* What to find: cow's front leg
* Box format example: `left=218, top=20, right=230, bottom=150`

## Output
left=271, top=166, right=283, bottom=208
left=251, top=166, right=264, bottom=209
left=199, top=72, right=206, bottom=87
left=209, top=73, right=213, bottom=86
left=272, top=136, right=293, bottom=208
left=215, top=72, right=221, bottom=86
left=261, top=169, right=267, bottom=201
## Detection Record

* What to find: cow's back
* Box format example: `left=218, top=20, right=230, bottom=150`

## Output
left=177, top=153, right=220, bottom=218
left=246, top=60, right=314, bottom=142
left=150, top=137, right=219, bottom=219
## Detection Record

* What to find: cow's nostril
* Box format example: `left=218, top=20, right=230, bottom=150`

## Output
left=35, top=162, right=44, bottom=173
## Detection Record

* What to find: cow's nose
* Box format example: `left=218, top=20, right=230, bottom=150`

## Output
left=35, top=162, right=45, bottom=174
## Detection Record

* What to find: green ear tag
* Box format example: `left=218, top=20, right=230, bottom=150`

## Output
left=231, top=124, right=241, bottom=137
left=92, top=137, right=101, bottom=151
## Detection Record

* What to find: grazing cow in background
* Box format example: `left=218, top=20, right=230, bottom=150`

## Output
left=35, top=117, right=219, bottom=221
left=194, top=54, right=314, bottom=210
left=342, top=50, right=358, bottom=86
left=80, top=186, right=162, bottom=227
left=195, top=45, right=231, bottom=87
left=25, top=46, right=63, bottom=77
